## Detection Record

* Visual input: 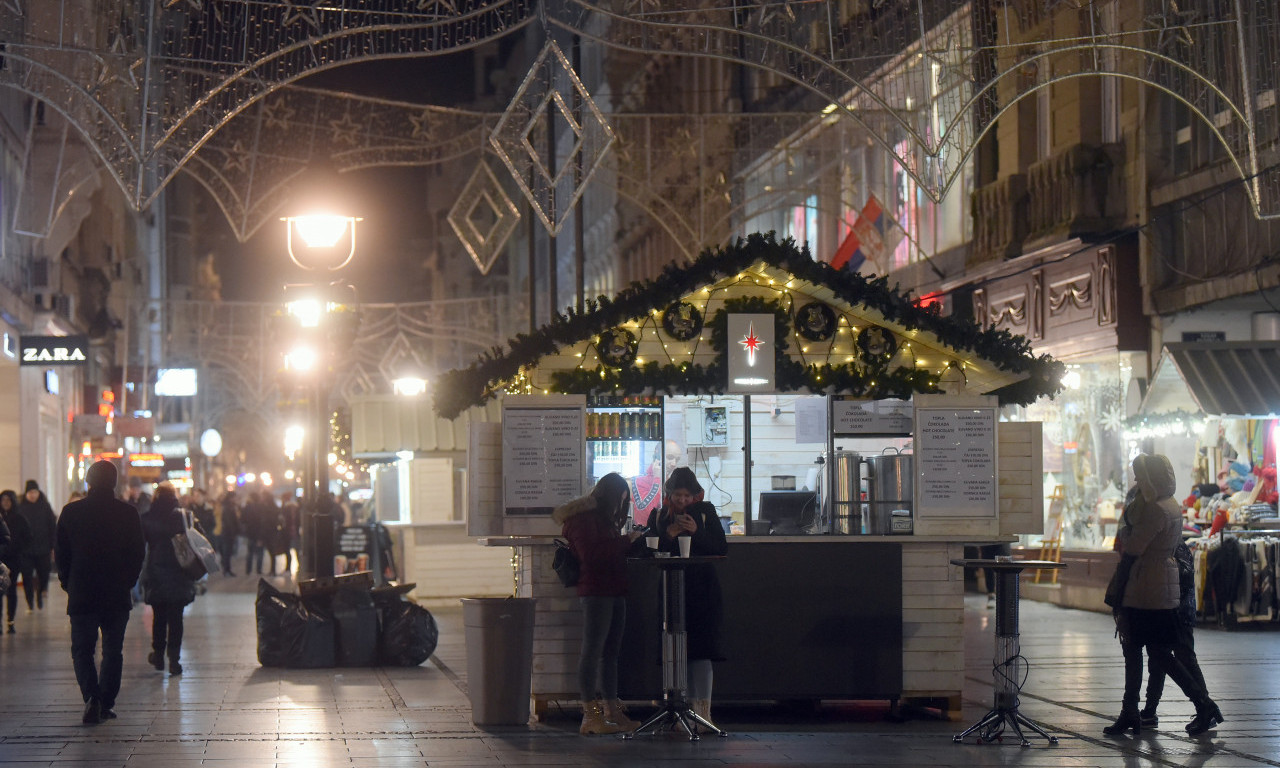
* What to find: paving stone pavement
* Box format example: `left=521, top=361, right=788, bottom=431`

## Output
left=0, top=572, right=1276, bottom=767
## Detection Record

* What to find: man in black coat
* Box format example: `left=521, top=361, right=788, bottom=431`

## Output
left=55, top=460, right=146, bottom=725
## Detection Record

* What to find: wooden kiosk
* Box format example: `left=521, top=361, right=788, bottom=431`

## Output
left=436, top=234, right=1061, bottom=719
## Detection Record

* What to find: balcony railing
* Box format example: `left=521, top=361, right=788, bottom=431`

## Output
left=971, top=143, right=1125, bottom=265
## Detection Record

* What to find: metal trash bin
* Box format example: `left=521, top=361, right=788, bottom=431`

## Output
left=461, top=597, right=536, bottom=726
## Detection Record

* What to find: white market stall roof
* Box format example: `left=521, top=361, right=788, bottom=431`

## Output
left=433, top=233, right=1062, bottom=418
left=1138, top=341, right=1280, bottom=419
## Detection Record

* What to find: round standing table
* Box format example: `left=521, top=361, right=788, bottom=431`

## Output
left=625, top=554, right=728, bottom=740
left=949, top=558, right=1066, bottom=748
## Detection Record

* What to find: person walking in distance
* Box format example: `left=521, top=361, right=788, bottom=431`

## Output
left=139, top=483, right=198, bottom=675
left=218, top=491, right=241, bottom=576
left=17, top=480, right=57, bottom=611
left=55, top=460, right=146, bottom=725
left=1, top=490, right=30, bottom=633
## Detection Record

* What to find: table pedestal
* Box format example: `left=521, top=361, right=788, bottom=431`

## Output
left=950, top=559, right=1063, bottom=748
left=626, top=559, right=727, bottom=741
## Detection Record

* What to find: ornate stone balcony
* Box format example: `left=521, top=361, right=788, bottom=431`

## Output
left=970, top=143, right=1125, bottom=266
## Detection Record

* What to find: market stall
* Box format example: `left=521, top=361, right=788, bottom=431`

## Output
left=1121, top=340, right=1280, bottom=627
left=437, top=233, right=1063, bottom=716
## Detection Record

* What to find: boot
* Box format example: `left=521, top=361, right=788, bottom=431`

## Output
left=147, top=651, right=164, bottom=671
left=6, top=621, right=13, bottom=634
left=1139, top=705, right=1158, bottom=729
left=603, top=699, right=640, bottom=730
left=1102, top=709, right=1141, bottom=736
left=1185, top=699, right=1223, bottom=736
left=579, top=700, right=626, bottom=735
left=169, top=657, right=183, bottom=675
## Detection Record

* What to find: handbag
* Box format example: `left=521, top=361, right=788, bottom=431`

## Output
left=0, top=562, right=9, bottom=594
left=173, top=530, right=209, bottom=581
left=551, top=539, right=579, bottom=587
left=1104, top=554, right=1135, bottom=609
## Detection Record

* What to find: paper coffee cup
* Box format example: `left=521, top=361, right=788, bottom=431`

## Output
left=678, top=536, right=691, bottom=558
left=646, top=536, right=659, bottom=550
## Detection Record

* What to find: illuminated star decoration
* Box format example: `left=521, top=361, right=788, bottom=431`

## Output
left=739, top=322, right=765, bottom=366
left=329, top=112, right=362, bottom=146
left=1145, top=0, right=1197, bottom=53
left=281, top=0, right=322, bottom=33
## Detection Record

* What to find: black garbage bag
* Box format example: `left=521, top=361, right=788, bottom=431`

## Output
left=256, top=579, right=336, bottom=668
left=378, top=600, right=439, bottom=666
left=255, top=579, right=291, bottom=667
left=331, top=588, right=378, bottom=667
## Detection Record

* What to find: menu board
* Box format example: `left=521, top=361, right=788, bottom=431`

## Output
left=915, top=405, right=998, bottom=518
left=833, top=397, right=913, bottom=435
left=503, top=406, right=584, bottom=515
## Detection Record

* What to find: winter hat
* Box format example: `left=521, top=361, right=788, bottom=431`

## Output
left=23, top=479, right=38, bottom=493
left=86, top=460, right=118, bottom=490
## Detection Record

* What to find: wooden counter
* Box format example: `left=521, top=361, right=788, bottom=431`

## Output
left=489, top=536, right=967, bottom=718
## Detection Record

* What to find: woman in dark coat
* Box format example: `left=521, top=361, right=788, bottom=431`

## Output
left=139, top=483, right=198, bottom=675
left=0, top=489, right=29, bottom=633
left=645, top=466, right=727, bottom=724
left=553, top=473, right=645, bottom=734
left=16, top=480, right=57, bottom=610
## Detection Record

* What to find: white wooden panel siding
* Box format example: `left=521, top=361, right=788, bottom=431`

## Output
left=901, top=541, right=965, bottom=699
left=998, top=421, right=1045, bottom=536
left=400, top=524, right=514, bottom=602
left=352, top=397, right=500, bottom=457
left=520, top=543, right=582, bottom=701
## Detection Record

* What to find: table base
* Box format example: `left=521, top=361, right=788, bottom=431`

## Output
left=625, top=698, right=727, bottom=741
left=953, top=704, right=1058, bottom=747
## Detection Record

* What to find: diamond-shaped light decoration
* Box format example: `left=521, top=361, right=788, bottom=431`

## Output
left=448, top=161, right=520, bottom=275
left=490, top=39, right=615, bottom=236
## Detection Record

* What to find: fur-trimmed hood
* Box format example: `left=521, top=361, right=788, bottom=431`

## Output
left=552, top=494, right=598, bottom=525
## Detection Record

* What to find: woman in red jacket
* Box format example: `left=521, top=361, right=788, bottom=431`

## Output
left=553, top=473, right=644, bottom=734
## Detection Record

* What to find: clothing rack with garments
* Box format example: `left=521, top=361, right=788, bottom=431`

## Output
left=1186, top=530, right=1280, bottom=628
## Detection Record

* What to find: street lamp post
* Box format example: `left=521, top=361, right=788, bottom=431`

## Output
left=280, top=186, right=362, bottom=581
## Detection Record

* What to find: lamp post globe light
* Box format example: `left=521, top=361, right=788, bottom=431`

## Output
left=279, top=174, right=362, bottom=581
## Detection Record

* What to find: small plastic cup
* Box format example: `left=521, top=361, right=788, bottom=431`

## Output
left=678, top=536, right=692, bottom=558
left=646, top=536, right=659, bottom=550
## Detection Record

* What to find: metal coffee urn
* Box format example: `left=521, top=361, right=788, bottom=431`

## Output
left=832, top=451, right=864, bottom=534
left=866, top=449, right=913, bottom=534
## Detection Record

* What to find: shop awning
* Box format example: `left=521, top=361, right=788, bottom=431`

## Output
left=1139, top=341, right=1280, bottom=418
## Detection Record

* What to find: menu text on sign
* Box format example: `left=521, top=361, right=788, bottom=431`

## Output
left=915, top=407, right=997, bottom=518
left=502, top=407, right=584, bottom=515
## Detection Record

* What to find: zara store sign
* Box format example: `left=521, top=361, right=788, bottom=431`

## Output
left=20, top=335, right=89, bottom=365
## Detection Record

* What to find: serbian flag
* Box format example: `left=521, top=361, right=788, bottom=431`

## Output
left=830, top=194, right=905, bottom=272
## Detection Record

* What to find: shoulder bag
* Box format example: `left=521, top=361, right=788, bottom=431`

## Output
left=552, top=539, right=579, bottom=587
left=173, top=514, right=209, bottom=581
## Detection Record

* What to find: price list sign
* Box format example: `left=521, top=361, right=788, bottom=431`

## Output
left=832, top=397, right=914, bottom=435
left=915, top=406, right=997, bottom=518
left=503, top=407, right=584, bottom=515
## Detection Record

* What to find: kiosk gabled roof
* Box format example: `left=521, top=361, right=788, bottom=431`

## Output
left=434, top=233, right=1062, bottom=418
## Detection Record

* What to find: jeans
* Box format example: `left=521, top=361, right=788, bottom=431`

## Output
left=151, top=603, right=186, bottom=661
left=219, top=535, right=238, bottom=574
left=578, top=596, right=626, bottom=702
left=245, top=541, right=265, bottom=575
left=22, top=553, right=52, bottom=608
left=70, top=609, right=130, bottom=710
left=1144, top=625, right=1208, bottom=711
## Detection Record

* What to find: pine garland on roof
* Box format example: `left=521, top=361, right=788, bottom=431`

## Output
left=433, top=232, right=1063, bottom=418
